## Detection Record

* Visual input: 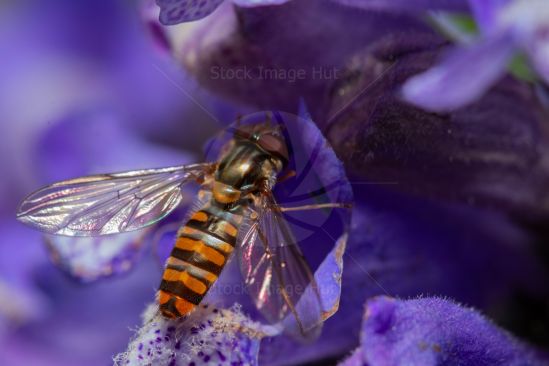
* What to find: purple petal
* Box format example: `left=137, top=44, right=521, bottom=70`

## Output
left=325, top=33, right=549, bottom=219
left=233, top=0, right=291, bottom=7
left=301, top=33, right=549, bottom=364
left=468, top=0, right=511, bottom=34
left=263, top=195, right=549, bottom=365
left=115, top=303, right=280, bottom=365
left=0, top=224, right=50, bottom=327
left=526, top=25, right=549, bottom=84
left=156, top=0, right=225, bottom=25
left=338, top=349, right=362, bottom=366
left=142, top=0, right=172, bottom=54
left=280, top=234, right=347, bottom=337
left=495, top=0, right=549, bottom=85
left=201, top=111, right=352, bottom=341
left=351, top=296, right=548, bottom=366
left=170, top=0, right=434, bottom=118
left=402, top=34, right=514, bottom=111
left=334, top=0, right=468, bottom=13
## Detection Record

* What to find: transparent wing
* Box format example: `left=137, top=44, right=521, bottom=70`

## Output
left=238, top=192, right=324, bottom=340
left=17, top=163, right=212, bottom=236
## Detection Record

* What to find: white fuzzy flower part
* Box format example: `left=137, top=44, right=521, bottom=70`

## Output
left=114, top=302, right=280, bottom=366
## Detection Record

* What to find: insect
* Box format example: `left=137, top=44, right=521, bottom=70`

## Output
left=16, top=112, right=352, bottom=338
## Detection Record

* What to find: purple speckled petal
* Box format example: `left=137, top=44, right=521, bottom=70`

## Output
left=402, top=33, right=514, bottom=111
left=346, top=296, right=548, bottom=366
left=156, top=0, right=225, bottom=25
left=334, top=0, right=467, bottom=13
left=115, top=303, right=280, bottom=365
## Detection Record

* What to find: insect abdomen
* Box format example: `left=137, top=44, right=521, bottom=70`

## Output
left=158, top=205, right=241, bottom=318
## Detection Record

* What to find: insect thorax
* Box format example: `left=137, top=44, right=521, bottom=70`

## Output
left=213, top=140, right=283, bottom=204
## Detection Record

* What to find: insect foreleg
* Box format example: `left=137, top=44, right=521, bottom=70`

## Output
left=277, top=169, right=297, bottom=184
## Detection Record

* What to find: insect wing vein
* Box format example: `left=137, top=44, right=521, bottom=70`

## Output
left=17, top=163, right=211, bottom=236
left=237, top=193, right=324, bottom=339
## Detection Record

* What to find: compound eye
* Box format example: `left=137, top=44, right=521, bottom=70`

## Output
left=257, top=134, right=289, bottom=163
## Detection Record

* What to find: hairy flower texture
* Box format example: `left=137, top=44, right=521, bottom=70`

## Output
left=156, top=0, right=290, bottom=25
left=114, top=303, right=280, bottom=365
left=402, top=0, right=549, bottom=111
left=339, top=296, right=548, bottom=366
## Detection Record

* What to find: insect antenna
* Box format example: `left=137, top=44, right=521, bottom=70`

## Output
left=265, top=111, right=273, bottom=128
left=235, top=114, right=243, bottom=127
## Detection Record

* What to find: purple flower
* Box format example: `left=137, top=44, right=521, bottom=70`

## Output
left=149, top=3, right=549, bottom=363
left=324, top=32, right=549, bottom=221
left=7, top=105, right=352, bottom=365
left=339, top=296, right=548, bottom=366
left=333, top=0, right=467, bottom=13
left=402, top=0, right=549, bottom=111
left=115, top=223, right=347, bottom=365
left=114, top=303, right=280, bottom=365
left=109, top=113, right=351, bottom=363
left=259, top=196, right=549, bottom=364
left=153, top=0, right=435, bottom=119
left=156, top=0, right=291, bottom=25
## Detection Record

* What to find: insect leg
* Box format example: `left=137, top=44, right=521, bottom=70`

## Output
left=235, top=114, right=243, bottom=127
left=277, top=169, right=297, bottom=183
left=273, top=202, right=352, bottom=212
left=277, top=179, right=349, bottom=203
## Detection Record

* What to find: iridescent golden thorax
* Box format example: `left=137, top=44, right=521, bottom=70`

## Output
left=212, top=125, right=288, bottom=204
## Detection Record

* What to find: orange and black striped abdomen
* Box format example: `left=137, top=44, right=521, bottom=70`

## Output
left=158, top=204, right=242, bottom=318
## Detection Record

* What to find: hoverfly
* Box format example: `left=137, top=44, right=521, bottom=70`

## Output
left=16, top=111, right=352, bottom=339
